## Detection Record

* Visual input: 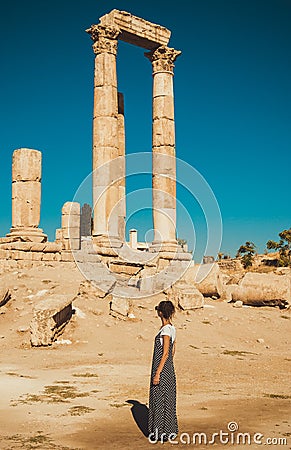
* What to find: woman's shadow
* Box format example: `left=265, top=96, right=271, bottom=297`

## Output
left=126, top=399, right=149, bottom=437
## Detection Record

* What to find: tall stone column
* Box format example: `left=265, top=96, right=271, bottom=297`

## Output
left=86, top=24, right=121, bottom=250
left=7, top=148, right=47, bottom=242
left=145, top=46, right=181, bottom=250
left=117, top=92, right=126, bottom=241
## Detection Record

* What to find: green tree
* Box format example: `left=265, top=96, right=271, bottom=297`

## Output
left=236, top=241, right=256, bottom=269
left=266, top=228, right=291, bottom=267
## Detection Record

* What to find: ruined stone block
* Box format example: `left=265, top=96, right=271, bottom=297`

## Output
left=61, top=215, right=81, bottom=229
left=62, top=227, right=81, bottom=240
left=30, top=243, right=46, bottom=252
left=94, top=52, right=118, bottom=88
left=41, top=253, right=57, bottom=261
left=30, top=295, right=73, bottom=346
left=12, top=148, right=41, bottom=182
left=94, top=85, right=118, bottom=117
left=0, top=249, right=8, bottom=259
left=31, top=252, right=43, bottom=261
left=43, top=243, right=62, bottom=253
left=55, top=228, right=63, bottom=242
left=167, top=282, right=204, bottom=310
left=109, top=294, right=130, bottom=317
left=62, top=202, right=80, bottom=216
left=93, top=117, right=119, bottom=147
left=12, top=181, right=41, bottom=227
left=152, top=118, right=175, bottom=147
left=99, top=9, right=171, bottom=49
left=153, top=73, right=174, bottom=97
left=61, top=251, right=75, bottom=262
left=153, top=96, right=174, bottom=120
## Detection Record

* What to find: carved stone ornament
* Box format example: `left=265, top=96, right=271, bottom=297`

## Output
left=86, top=24, right=120, bottom=55
left=145, top=45, right=181, bottom=73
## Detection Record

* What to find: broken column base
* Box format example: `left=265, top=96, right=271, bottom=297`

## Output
left=166, top=281, right=205, bottom=310
left=30, top=295, right=73, bottom=346
left=7, top=226, right=47, bottom=243
left=149, top=241, right=192, bottom=261
left=92, top=234, right=123, bottom=257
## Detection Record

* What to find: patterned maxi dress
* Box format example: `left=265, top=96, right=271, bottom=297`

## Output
left=148, top=328, right=178, bottom=440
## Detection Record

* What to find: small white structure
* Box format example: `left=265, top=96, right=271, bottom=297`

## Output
left=129, top=229, right=138, bottom=249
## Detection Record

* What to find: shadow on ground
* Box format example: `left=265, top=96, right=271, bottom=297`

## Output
left=126, top=399, right=149, bottom=437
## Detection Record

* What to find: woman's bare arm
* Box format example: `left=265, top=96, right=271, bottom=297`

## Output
left=172, top=340, right=176, bottom=357
left=153, top=335, right=170, bottom=385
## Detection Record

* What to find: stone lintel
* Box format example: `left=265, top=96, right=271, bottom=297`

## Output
left=99, top=9, right=171, bottom=50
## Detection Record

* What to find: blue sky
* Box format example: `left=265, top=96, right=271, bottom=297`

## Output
left=0, top=0, right=290, bottom=260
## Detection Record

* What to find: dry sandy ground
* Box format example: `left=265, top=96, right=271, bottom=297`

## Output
left=0, top=264, right=290, bottom=449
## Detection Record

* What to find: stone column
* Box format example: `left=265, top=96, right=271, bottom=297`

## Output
left=129, top=229, right=138, bottom=249
left=7, top=148, right=47, bottom=242
left=145, top=46, right=181, bottom=250
left=86, top=24, right=121, bottom=250
left=117, top=92, right=126, bottom=241
left=61, top=202, right=81, bottom=250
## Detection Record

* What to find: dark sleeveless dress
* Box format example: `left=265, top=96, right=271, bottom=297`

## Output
left=148, top=327, right=178, bottom=440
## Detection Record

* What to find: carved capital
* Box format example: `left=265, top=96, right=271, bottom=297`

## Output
left=145, top=45, right=181, bottom=74
left=86, top=24, right=120, bottom=55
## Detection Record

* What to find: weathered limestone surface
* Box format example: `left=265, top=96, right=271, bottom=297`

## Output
left=183, top=263, right=225, bottom=298
left=0, top=258, right=76, bottom=272
left=218, top=259, right=243, bottom=271
left=55, top=228, right=63, bottom=244
left=99, top=9, right=171, bottom=50
left=7, top=148, right=47, bottom=242
left=167, top=282, right=204, bottom=310
left=84, top=11, right=194, bottom=264
left=76, top=246, right=116, bottom=293
left=117, top=92, right=126, bottom=241
left=146, top=46, right=181, bottom=248
left=0, top=242, right=61, bottom=252
left=30, top=295, right=73, bottom=346
left=61, top=202, right=81, bottom=251
left=86, top=24, right=121, bottom=247
left=109, top=260, right=142, bottom=276
left=152, top=259, right=191, bottom=293
left=78, top=280, right=108, bottom=299
left=0, top=239, right=63, bottom=268
left=230, top=272, right=290, bottom=307
left=109, top=294, right=131, bottom=318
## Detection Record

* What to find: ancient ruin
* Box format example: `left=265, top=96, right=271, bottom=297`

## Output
left=1, top=8, right=290, bottom=448
left=86, top=9, right=187, bottom=260
left=0, top=10, right=289, bottom=347
left=7, top=148, right=47, bottom=243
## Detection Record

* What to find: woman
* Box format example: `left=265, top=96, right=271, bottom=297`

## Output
left=148, top=300, right=178, bottom=442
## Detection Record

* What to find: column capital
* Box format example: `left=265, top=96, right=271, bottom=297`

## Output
left=86, top=24, right=120, bottom=55
left=145, top=45, right=181, bottom=74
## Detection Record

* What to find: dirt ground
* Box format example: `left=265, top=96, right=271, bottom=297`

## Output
left=0, top=264, right=290, bottom=449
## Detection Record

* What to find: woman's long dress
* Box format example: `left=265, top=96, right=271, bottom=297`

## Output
left=148, top=329, right=178, bottom=440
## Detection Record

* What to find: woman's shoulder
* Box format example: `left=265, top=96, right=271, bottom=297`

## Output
left=161, top=324, right=176, bottom=332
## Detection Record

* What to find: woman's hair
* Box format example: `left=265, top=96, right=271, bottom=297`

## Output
left=155, top=300, right=175, bottom=319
